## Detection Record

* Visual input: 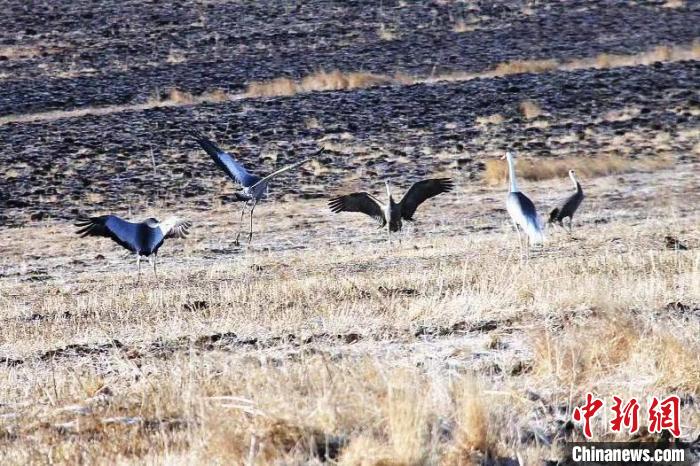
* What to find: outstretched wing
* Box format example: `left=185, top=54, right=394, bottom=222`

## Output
left=399, top=178, right=454, bottom=220
left=158, top=217, right=193, bottom=239
left=191, top=131, right=260, bottom=187
left=250, top=158, right=310, bottom=189
left=75, top=215, right=139, bottom=252
left=328, top=193, right=386, bottom=226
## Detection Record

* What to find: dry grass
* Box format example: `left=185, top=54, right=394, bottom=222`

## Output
left=602, top=106, right=641, bottom=122
left=662, top=0, right=685, bottom=8
left=483, top=153, right=673, bottom=185
left=3, top=41, right=698, bottom=125
left=533, top=312, right=700, bottom=395
left=246, top=70, right=410, bottom=98
left=0, top=88, right=233, bottom=125
left=519, top=99, right=542, bottom=119
left=564, top=43, right=700, bottom=71
left=0, top=43, right=67, bottom=60
left=475, top=113, right=505, bottom=126
left=190, top=39, right=700, bottom=108
left=494, top=58, right=560, bottom=75
left=428, top=41, right=700, bottom=83
left=166, top=49, right=187, bottom=65
left=246, top=77, right=298, bottom=97
left=146, top=87, right=231, bottom=106
left=378, top=24, right=398, bottom=41
left=451, top=379, right=491, bottom=455
left=0, top=164, right=698, bottom=464
left=452, top=19, right=477, bottom=33
left=532, top=315, right=641, bottom=387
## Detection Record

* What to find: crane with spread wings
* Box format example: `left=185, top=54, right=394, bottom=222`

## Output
left=75, top=215, right=191, bottom=281
left=328, top=178, right=454, bottom=238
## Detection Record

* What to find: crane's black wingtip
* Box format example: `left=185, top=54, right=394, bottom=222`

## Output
left=189, top=130, right=217, bottom=147
left=190, top=131, right=224, bottom=157
left=74, top=215, right=96, bottom=227
left=75, top=224, right=94, bottom=236
left=328, top=197, right=345, bottom=212
left=438, top=178, right=455, bottom=192
left=188, top=129, right=206, bottom=140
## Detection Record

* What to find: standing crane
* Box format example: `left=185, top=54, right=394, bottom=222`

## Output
left=75, top=215, right=191, bottom=281
left=191, top=131, right=312, bottom=245
left=548, top=169, right=584, bottom=233
left=504, top=151, right=545, bottom=252
left=328, top=178, right=453, bottom=238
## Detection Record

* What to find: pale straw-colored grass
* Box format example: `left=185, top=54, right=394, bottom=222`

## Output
left=0, top=165, right=698, bottom=463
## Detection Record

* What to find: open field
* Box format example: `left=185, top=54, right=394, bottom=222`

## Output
left=1, top=164, right=699, bottom=464
left=1, top=0, right=699, bottom=464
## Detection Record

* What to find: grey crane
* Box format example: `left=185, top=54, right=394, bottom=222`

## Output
left=75, top=215, right=191, bottom=280
left=191, top=131, right=311, bottom=245
left=548, top=169, right=584, bottom=232
left=328, top=178, right=454, bottom=238
left=504, top=151, right=545, bottom=251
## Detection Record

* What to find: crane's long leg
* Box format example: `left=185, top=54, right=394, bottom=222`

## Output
left=234, top=204, right=247, bottom=245
left=136, top=254, right=141, bottom=284
left=512, top=221, right=523, bottom=256
left=247, top=201, right=257, bottom=243
left=525, top=236, right=531, bottom=261
left=153, top=253, right=158, bottom=279
left=568, top=217, right=574, bottom=234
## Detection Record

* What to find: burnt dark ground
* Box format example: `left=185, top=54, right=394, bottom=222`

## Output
left=0, top=0, right=698, bottom=228
left=1, top=60, right=698, bottom=226
left=0, top=0, right=698, bottom=115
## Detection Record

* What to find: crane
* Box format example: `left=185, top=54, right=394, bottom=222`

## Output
left=549, top=169, right=584, bottom=233
left=504, top=151, right=545, bottom=253
left=192, top=131, right=313, bottom=244
left=328, top=178, right=454, bottom=238
left=75, top=215, right=191, bottom=281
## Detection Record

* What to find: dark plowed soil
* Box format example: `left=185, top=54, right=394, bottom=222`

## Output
left=0, top=0, right=698, bottom=227
left=0, top=0, right=698, bottom=115
left=1, top=60, right=698, bottom=226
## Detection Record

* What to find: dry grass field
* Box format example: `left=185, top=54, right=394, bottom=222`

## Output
left=1, top=0, right=699, bottom=464
left=1, top=162, right=698, bottom=464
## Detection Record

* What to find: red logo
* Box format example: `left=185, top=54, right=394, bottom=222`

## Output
left=610, top=396, right=640, bottom=434
left=648, top=396, right=681, bottom=438
left=573, top=393, right=604, bottom=439
left=573, top=394, right=682, bottom=439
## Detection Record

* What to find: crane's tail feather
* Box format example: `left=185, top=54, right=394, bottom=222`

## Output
left=524, top=215, right=546, bottom=244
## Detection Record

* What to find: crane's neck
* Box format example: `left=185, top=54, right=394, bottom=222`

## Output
left=384, top=180, right=394, bottom=203
left=506, top=153, right=518, bottom=193
left=569, top=171, right=580, bottom=191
